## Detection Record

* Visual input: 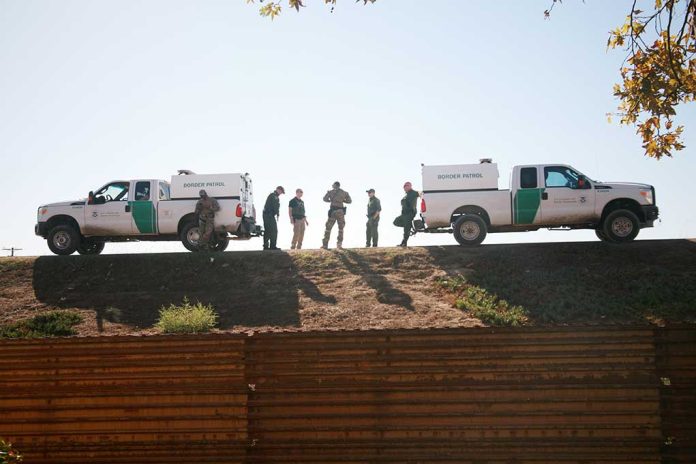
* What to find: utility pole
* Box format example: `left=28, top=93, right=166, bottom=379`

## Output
left=2, top=247, right=22, bottom=257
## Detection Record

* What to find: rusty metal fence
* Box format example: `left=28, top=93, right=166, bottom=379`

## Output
left=0, top=327, right=693, bottom=463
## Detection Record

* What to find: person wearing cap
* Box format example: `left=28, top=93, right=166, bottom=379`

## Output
left=194, top=189, right=220, bottom=251
left=263, top=186, right=285, bottom=250
left=365, top=188, right=381, bottom=247
left=398, top=181, right=419, bottom=247
left=321, top=181, right=352, bottom=250
left=288, top=188, right=308, bottom=250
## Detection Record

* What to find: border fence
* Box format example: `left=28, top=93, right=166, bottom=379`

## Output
left=0, top=326, right=693, bottom=463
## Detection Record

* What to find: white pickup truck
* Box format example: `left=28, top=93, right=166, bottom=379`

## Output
left=416, top=160, right=659, bottom=245
left=35, top=171, right=260, bottom=255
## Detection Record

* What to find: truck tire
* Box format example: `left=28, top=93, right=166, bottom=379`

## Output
left=602, top=209, right=640, bottom=243
left=77, top=240, right=105, bottom=255
left=595, top=229, right=611, bottom=242
left=453, top=214, right=487, bottom=246
left=180, top=221, right=202, bottom=252
left=212, top=235, right=229, bottom=252
left=47, top=225, right=79, bottom=255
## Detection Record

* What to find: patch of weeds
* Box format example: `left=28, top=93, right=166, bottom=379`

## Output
left=0, top=438, right=22, bottom=463
left=156, top=298, right=217, bottom=334
left=0, top=311, right=83, bottom=339
left=436, top=275, right=529, bottom=326
left=0, top=259, right=28, bottom=273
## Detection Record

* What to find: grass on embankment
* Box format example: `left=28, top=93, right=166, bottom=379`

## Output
left=0, top=311, right=83, bottom=339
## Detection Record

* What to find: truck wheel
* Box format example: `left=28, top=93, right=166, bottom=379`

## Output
left=212, top=235, right=229, bottom=252
left=453, top=214, right=487, bottom=246
left=180, top=222, right=202, bottom=252
left=602, top=209, right=640, bottom=243
left=77, top=240, right=105, bottom=255
left=47, top=225, right=79, bottom=255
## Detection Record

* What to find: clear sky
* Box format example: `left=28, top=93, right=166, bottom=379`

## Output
left=1, top=0, right=694, bottom=256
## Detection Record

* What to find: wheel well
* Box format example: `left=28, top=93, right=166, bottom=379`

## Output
left=601, top=199, right=645, bottom=223
left=451, top=206, right=491, bottom=226
left=46, top=215, right=80, bottom=233
left=178, top=213, right=197, bottom=235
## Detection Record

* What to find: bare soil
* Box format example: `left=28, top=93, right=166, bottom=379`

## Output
left=1, top=239, right=695, bottom=337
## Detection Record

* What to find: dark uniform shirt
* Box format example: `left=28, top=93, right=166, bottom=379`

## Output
left=401, top=190, right=419, bottom=216
left=195, top=196, right=220, bottom=219
left=367, top=197, right=382, bottom=217
left=263, top=192, right=280, bottom=216
left=288, top=197, right=306, bottom=219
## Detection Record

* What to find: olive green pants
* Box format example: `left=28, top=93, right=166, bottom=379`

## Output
left=366, top=217, right=379, bottom=247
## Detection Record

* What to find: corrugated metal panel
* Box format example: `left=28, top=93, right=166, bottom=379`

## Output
left=0, top=326, right=686, bottom=463
left=245, top=327, right=661, bottom=463
left=656, top=327, right=696, bottom=463
left=0, top=335, right=248, bottom=463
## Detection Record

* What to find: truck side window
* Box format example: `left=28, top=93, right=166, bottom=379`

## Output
left=520, top=167, right=537, bottom=189
left=159, top=182, right=170, bottom=200
left=95, top=182, right=129, bottom=203
left=544, top=166, right=577, bottom=188
left=135, top=181, right=150, bottom=201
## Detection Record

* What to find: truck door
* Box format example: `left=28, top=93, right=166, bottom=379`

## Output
left=540, top=166, right=595, bottom=225
left=129, top=180, right=158, bottom=234
left=513, top=166, right=544, bottom=225
left=84, top=181, right=134, bottom=235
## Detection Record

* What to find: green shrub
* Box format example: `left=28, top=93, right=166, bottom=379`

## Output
left=0, top=311, right=83, bottom=339
left=0, top=438, right=22, bottom=463
left=156, top=298, right=217, bottom=334
left=437, top=275, right=528, bottom=327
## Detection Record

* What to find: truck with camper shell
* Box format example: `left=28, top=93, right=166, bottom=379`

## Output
left=415, top=160, right=658, bottom=245
left=35, top=171, right=260, bottom=255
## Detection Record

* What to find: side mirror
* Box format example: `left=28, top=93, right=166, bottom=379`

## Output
left=577, top=176, right=587, bottom=189
left=87, top=191, right=94, bottom=205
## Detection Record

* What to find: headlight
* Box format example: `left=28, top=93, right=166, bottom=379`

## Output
left=639, top=189, right=653, bottom=205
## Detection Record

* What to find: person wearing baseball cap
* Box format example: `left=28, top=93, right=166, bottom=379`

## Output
left=365, top=188, right=381, bottom=247
left=262, top=186, right=285, bottom=250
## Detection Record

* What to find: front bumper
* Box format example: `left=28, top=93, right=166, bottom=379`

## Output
left=35, top=222, right=48, bottom=237
left=641, top=205, right=659, bottom=227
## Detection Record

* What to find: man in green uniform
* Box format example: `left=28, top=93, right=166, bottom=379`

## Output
left=322, top=181, right=352, bottom=250
left=398, top=181, right=419, bottom=247
left=288, top=188, right=308, bottom=250
left=263, top=186, right=284, bottom=250
left=365, top=188, right=381, bottom=247
left=194, top=189, right=220, bottom=251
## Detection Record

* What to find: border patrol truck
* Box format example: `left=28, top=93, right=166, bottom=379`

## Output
left=35, top=171, right=260, bottom=255
left=416, top=160, right=659, bottom=245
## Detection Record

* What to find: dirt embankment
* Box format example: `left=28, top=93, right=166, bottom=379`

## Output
left=1, top=239, right=695, bottom=337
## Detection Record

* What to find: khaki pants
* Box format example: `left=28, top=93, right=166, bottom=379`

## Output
left=291, top=218, right=306, bottom=249
left=323, top=209, right=345, bottom=247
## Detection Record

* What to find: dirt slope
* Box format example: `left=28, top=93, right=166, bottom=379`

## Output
left=1, top=239, right=695, bottom=336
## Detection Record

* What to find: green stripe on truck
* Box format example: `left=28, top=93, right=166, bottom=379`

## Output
left=514, top=189, right=542, bottom=224
left=130, top=201, right=157, bottom=234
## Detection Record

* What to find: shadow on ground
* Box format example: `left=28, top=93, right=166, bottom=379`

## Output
left=425, top=239, right=696, bottom=324
left=32, top=251, right=336, bottom=330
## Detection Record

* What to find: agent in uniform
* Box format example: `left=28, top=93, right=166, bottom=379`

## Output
left=194, top=189, right=220, bottom=251
left=398, top=182, right=419, bottom=247
left=365, top=188, right=381, bottom=247
left=263, top=186, right=284, bottom=250
left=322, top=181, right=352, bottom=250
left=288, top=188, right=308, bottom=250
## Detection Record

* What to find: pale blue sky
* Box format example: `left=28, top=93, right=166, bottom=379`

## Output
left=1, top=0, right=694, bottom=255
